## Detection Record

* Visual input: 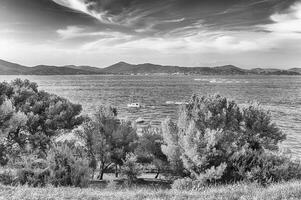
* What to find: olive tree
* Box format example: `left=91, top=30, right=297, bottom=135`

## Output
left=0, top=79, right=84, bottom=161
left=162, top=94, right=287, bottom=183
left=136, top=126, right=168, bottom=178
left=76, top=106, right=138, bottom=180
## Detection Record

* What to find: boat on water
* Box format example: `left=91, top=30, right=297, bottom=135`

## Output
left=127, top=103, right=141, bottom=108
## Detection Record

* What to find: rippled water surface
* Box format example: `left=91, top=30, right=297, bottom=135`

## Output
left=1, top=75, right=300, bottom=156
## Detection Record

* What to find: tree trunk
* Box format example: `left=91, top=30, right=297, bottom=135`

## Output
left=115, top=164, right=119, bottom=178
left=98, top=165, right=105, bottom=180
left=155, top=169, right=160, bottom=179
left=100, top=171, right=104, bottom=180
left=97, top=163, right=111, bottom=180
left=91, top=169, right=95, bottom=180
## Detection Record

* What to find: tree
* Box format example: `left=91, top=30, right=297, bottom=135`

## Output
left=136, top=126, right=168, bottom=178
left=0, top=99, right=27, bottom=166
left=162, top=94, right=287, bottom=183
left=111, top=120, right=138, bottom=177
left=121, top=153, right=141, bottom=184
left=46, top=143, right=91, bottom=187
left=76, top=106, right=138, bottom=180
left=0, top=79, right=84, bottom=153
left=161, top=118, right=185, bottom=177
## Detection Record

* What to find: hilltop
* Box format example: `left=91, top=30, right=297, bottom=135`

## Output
left=0, top=59, right=300, bottom=75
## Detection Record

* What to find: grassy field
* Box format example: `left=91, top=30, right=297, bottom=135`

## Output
left=2, top=181, right=301, bottom=200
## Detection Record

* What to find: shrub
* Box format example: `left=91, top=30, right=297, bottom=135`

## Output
left=70, top=158, right=91, bottom=187
left=231, top=149, right=301, bottom=185
left=162, top=94, right=293, bottom=185
left=16, top=168, right=49, bottom=187
left=0, top=170, right=15, bottom=185
left=121, top=153, right=141, bottom=184
left=172, top=178, right=205, bottom=191
left=47, top=143, right=91, bottom=187
left=15, top=154, right=49, bottom=187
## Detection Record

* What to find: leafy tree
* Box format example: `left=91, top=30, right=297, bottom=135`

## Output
left=136, top=126, right=168, bottom=178
left=162, top=94, right=287, bottom=184
left=0, top=99, right=27, bottom=166
left=111, top=120, right=138, bottom=177
left=0, top=79, right=84, bottom=153
left=76, top=106, right=138, bottom=180
left=161, top=118, right=185, bottom=177
left=121, top=153, right=141, bottom=184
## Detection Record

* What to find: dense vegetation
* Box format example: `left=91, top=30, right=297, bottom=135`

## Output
left=1, top=79, right=301, bottom=193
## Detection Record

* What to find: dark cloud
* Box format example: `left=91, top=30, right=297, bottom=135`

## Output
left=1, top=0, right=301, bottom=68
left=46, top=0, right=300, bottom=34
left=2, top=0, right=299, bottom=34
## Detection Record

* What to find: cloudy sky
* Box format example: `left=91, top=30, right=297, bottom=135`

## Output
left=0, top=0, right=301, bottom=68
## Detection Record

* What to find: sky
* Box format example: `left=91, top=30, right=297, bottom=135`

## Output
left=0, top=0, right=301, bottom=68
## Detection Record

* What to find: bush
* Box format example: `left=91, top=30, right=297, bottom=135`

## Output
left=16, top=168, right=49, bottom=187
left=172, top=178, right=205, bottom=191
left=15, top=154, right=50, bottom=187
left=162, top=94, right=294, bottom=185
left=0, top=170, right=15, bottom=185
left=231, top=149, right=301, bottom=185
left=121, top=153, right=141, bottom=184
left=47, top=143, right=91, bottom=187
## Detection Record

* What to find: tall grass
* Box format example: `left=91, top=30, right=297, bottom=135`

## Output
left=1, top=181, right=301, bottom=200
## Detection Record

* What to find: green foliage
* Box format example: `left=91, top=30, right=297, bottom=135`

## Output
left=231, top=149, right=301, bottom=185
left=76, top=106, right=138, bottom=180
left=136, top=126, right=168, bottom=178
left=0, top=99, right=14, bottom=134
left=46, top=143, right=91, bottom=187
left=0, top=139, right=9, bottom=166
left=162, top=94, right=289, bottom=184
left=121, top=153, right=141, bottom=183
left=161, top=118, right=185, bottom=177
left=16, top=154, right=50, bottom=187
left=0, top=170, right=14, bottom=185
left=14, top=143, right=90, bottom=187
left=0, top=79, right=84, bottom=154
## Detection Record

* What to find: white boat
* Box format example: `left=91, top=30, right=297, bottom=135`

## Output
left=127, top=103, right=141, bottom=108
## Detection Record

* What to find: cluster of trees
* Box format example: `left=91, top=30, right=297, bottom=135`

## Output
left=1, top=79, right=300, bottom=188
left=162, top=95, right=300, bottom=185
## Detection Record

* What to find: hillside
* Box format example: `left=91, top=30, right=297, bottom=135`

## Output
left=0, top=59, right=30, bottom=75
left=0, top=59, right=104, bottom=75
left=103, top=62, right=300, bottom=75
left=0, top=59, right=300, bottom=75
left=65, top=65, right=104, bottom=73
left=289, top=68, right=301, bottom=74
left=24, top=65, right=97, bottom=75
left=102, top=62, right=182, bottom=74
left=250, top=68, right=299, bottom=75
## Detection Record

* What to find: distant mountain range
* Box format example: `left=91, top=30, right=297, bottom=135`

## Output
left=0, top=59, right=300, bottom=76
